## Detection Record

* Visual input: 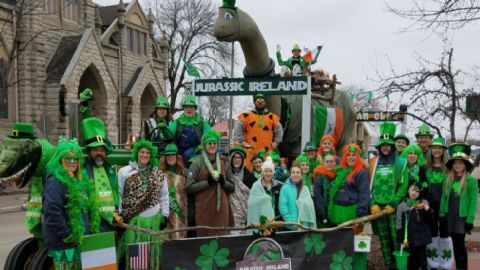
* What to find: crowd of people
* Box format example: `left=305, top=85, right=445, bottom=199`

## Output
left=33, top=93, right=478, bottom=270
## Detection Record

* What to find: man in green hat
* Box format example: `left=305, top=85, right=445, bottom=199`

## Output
left=276, top=44, right=315, bottom=72
left=394, top=133, right=410, bottom=156
left=141, top=96, right=174, bottom=155
left=416, top=124, right=433, bottom=158
left=303, top=141, right=320, bottom=175
left=82, top=117, right=120, bottom=231
left=369, top=121, right=409, bottom=269
left=168, top=95, right=211, bottom=166
left=234, top=93, right=283, bottom=171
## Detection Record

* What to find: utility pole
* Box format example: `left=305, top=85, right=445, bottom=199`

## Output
left=228, top=42, right=234, bottom=147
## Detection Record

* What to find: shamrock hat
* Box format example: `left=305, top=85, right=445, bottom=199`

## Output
left=394, top=133, right=410, bottom=145
left=201, top=130, right=221, bottom=145
left=430, top=137, right=447, bottom=149
left=229, top=146, right=246, bottom=159
left=182, top=95, right=197, bottom=108
left=294, top=154, right=310, bottom=165
left=415, top=124, right=433, bottom=138
left=375, top=121, right=396, bottom=149
left=79, top=88, right=93, bottom=100
left=303, top=141, right=318, bottom=152
left=292, top=44, right=301, bottom=51
left=253, top=93, right=266, bottom=102
left=222, top=0, right=236, bottom=8
left=155, top=96, right=170, bottom=109
left=82, top=117, right=112, bottom=154
left=162, top=144, right=178, bottom=156
left=250, top=149, right=266, bottom=162
left=446, top=142, right=473, bottom=171
left=8, top=123, right=37, bottom=139
left=269, top=151, right=281, bottom=164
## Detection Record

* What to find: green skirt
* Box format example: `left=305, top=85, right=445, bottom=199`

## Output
left=120, top=213, right=164, bottom=270
left=48, top=248, right=81, bottom=270
left=328, top=204, right=357, bottom=225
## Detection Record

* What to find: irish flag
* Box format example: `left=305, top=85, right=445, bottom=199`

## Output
left=314, top=105, right=343, bottom=146
left=80, top=232, right=117, bottom=270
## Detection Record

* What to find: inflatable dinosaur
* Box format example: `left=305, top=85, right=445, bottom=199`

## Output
left=213, top=0, right=355, bottom=159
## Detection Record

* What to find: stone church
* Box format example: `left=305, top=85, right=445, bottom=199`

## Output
left=0, top=0, right=168, bottom=143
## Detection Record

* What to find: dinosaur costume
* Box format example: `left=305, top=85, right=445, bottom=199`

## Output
left=141, top=96, right=174, bottom=155
left=369, top=122, right=409, bottom=269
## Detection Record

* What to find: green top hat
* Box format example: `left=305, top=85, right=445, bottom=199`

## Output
left=162, top=144, right=178, bottom=156
left=79, top=88, right=93, bottom=100
left=375, top=121, right=396, bottom=149
left=82, top=117, right=112, bottom=154
left=155, top=96, right=170, bottom=109
left=303, top=141, right=318, bottom=152
left=8, top=123, right=37, bottom=139
left=182, top=95, right=197, bottom=108
left=430, top=137, right=447, bottom=148
left=222, top=0, right=235, bottom=8
left=394, top=133, right=410, bottom=145
left=292, top=44, right=301, bottom=51
left=229, top=146, right=246, bottom=159
left=415, top=124, right=433, bottom=138
left=446, top=142, right=473, bottom=171
left=253, top=93, right=266, bottom=102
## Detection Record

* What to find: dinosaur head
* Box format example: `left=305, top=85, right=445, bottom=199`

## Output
left=0, top=136, right=42, bottom=188
left=214, top=7, right=258, bottom=42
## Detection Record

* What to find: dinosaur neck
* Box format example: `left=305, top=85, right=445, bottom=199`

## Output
left=239, top=28, right=272, bottom=76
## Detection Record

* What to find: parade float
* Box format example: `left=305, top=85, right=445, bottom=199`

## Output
left=0, top=0, right=379, bottom=269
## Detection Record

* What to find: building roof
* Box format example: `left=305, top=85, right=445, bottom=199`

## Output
left=98, top=3, right=128, bottom=26
left=0, top=0, right=15, bottom=6
left=46, top=35, right=82, bottom=83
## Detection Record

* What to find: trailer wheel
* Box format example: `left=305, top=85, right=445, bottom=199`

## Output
left=3, top=238, right=38, bottom=270
left=29, top=246, right=53, bottom=270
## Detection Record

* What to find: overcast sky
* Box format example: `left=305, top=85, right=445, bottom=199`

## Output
left=99, top=0, right=480, bottom=139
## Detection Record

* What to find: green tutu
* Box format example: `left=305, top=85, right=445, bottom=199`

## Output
left=328, top=204, right=357, bottom=225
left=48, top=248, right=81, bottom=270
left=120, top=213, right=164, bottom=270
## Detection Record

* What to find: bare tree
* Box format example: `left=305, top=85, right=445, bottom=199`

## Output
left=200, top=95, right=230, bottom=127
left=373, top=45, right=475, bottom=141
left=387, top=0, right=480, bottom=31
left=147, top=0, right=231, bottom=111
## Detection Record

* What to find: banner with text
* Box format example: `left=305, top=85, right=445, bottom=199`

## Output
left=194, top=77, right=309, bottom=96
left=356, top=111, right=405, bottom=122
left=161, top=229, right=355, bottom=269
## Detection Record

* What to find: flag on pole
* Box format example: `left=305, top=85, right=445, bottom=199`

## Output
left=183, top=59, right=201, bottom=79
left=128, top=242, right=150, bottom=270
left=80, top=232, right=117, bottom=270
left=303, top=45, right=323, bottom=63
left=314, top=105, right=343, bottom=146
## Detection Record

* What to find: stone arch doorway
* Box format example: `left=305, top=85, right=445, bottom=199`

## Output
left=75, top=64, right=107, bottom=141
left=140, top=84, right=157, bottom=120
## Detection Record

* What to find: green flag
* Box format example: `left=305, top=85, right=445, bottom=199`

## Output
left=183, top=59, right=200, bottom=79
left=368, top=91, right=373, bottom=103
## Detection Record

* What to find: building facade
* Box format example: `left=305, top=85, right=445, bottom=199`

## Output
left=0, top=0, right=168, bottom=143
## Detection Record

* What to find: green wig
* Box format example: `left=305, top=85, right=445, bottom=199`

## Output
left=401, top=144, right=426, bottom=167
left=132, top=139, right=159, bottom=167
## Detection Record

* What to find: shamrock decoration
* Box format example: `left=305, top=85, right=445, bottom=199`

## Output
left=195, top=240, right=230, bottom=270
left=441, top=249, right=452, bottom=260
left=357, top=241, right=367, bottom=250
left=373, top=175, right=395, bottom=200
left=304, top=233, right=326, bottom=256
left=453, top=145, right=463, bottom=153
left=427, top=248, right=439, bottom=259
left=330, top=250, right=353, bottom=270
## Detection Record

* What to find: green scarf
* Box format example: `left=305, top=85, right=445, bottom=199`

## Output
left=202, top=151, right=222, bottom=211
left=328, top=167, right=352, bottom=209
left=168, top=166, right=177, bottom=174
left=169, top=187, right=185, bottom=218
left=406, top=198, right=421, bottom=207
left=178, top=113, right=201, bottom=126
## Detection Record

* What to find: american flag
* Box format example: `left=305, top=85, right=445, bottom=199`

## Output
left=128, top=242, right=150, bottom=270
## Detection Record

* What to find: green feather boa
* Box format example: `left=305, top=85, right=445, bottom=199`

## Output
left=328, top=167, right=352, bottom=210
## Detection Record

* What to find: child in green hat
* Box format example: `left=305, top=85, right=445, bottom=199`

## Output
left=141, top=96, right=174, bottom=155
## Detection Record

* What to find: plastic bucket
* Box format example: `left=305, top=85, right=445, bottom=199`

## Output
left=393, top=251, right=409, bottom=270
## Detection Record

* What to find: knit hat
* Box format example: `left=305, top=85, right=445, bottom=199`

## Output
left=303, top=141, right=318, bottom=152
left=401, top=144, right=426, bottom=167
left=394, top=134, right=410, bottom=145
left=446, top=142, right=473, bottom=171
left=375, top=121, right=396, bottom=149
left=229, top=146, right=246, bottom=159
left=261, top=156, right=275, bottom=172
left=82, top=117, right=112, bottom=154
left=79, top=88, right=92, bottom=100
left=201, top=130, right=221, bottom=145
left=162, top=144, right=178, bottom=156
left=253, top=93, right=266, bottom=102
left=8, top=123, right=37, bottom=139
left=132, top=139, right=158, bottom=167
left=182, top=95, right=198, bottom=108
left=430, top=137, right=447, bottom=148
left=415, top=124, right=433, bottom=138
left=155, top=96, right=170, bottom=109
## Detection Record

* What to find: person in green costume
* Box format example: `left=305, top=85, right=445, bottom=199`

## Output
left=303, top=141, right=320, bottom=175
left=369, top=121, right=409, bottom=270
left=117, top=140, right=169, bottom=269
left=401, top=144, right=428, bottom=188
left=276, top=44, right=317, bottom=74
left=82, top=117, right=121, bottom=232
left=141, top=96, right=174, bottom=155
left=394, top=133, right=410, bottom=156
left=294, top=154, right=313, bottom=196
left=416, top=124, right=434, bottom=158
left=424, top=137, right=452, bottom=269
left=42, top=138, right=100, bottom=270
left=79, top=88, right=93, bottom=120
left=439, top=142, right=478, bottom=270
left=168, top=95, right=211, bottom=166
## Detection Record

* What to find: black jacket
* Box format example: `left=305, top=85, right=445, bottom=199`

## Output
left=242, top=168, right=257, bottom=189
left=396, top=201, right=434, bottom=247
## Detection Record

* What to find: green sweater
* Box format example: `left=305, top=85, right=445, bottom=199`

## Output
left=439, top=174, right=478, bottom=224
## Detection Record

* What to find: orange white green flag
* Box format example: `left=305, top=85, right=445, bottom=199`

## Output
left=80, top=232, right=117, bottom=270
left=314, top=105, right=343, bottom=147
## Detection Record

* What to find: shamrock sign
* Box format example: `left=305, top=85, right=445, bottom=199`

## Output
left=329, top=250, right=353, bottom=270
left=195, top=240, right=230, bottom=270
left=441, top=249, right=452, bottom=260
left=304, top=233, right=326, bottom=256
left=357, top=241, right=367, bottom=250
left=427, top=248, right=439, bottom=259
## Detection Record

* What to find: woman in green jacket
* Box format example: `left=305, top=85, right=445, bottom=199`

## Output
left=440, top=142, right=478, bottom=270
